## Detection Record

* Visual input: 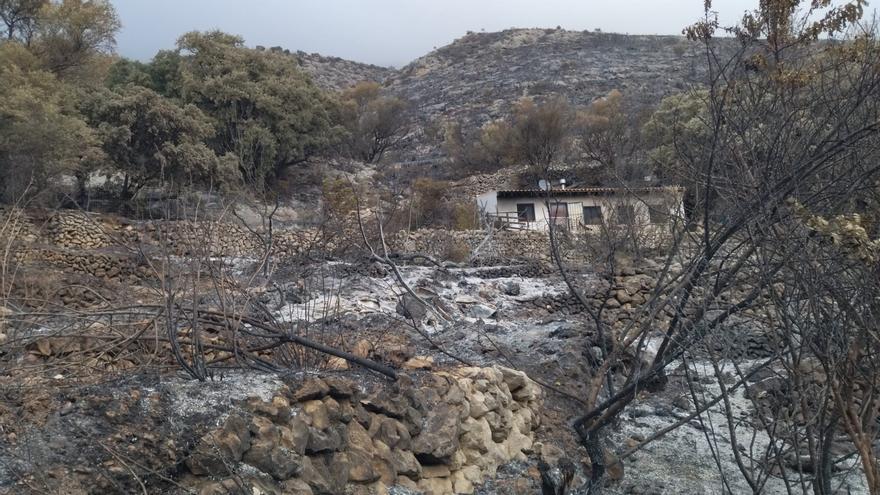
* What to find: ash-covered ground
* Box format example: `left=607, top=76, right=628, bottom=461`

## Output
left=258, top=258, right=871, bottom=494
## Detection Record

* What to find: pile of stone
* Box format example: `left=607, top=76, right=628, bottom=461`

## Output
left=46, top=212, right=115, bottom=249
left=187, top=366, right=543, bottom=495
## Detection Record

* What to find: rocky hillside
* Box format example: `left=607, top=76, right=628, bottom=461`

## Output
left=295, top=28, right=717, bottom=163
left=389, top=28, right=707, bottom=131
left=295, top=51, right=395, bottom=91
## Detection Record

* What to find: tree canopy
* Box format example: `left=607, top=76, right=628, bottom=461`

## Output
left=338, top=81, right=410, bottom=163
left=175, top=30, right=341, bottom=188
left=80, top=84, right=228, bottom=199
left=0, top=42, right=100, bottom=202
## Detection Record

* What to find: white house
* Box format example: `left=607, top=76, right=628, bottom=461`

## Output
left=477, top=185, right=686, bottom=232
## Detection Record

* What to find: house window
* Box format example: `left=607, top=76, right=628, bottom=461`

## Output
left=549, top=202, right=569, bottom=219
left=582, top=206, right=603, bottom=225
left=648, top=204, right=668, bottom=224
left=516, top=203, right=535, bottom=222
left=616, top=204, right=636, bottom=225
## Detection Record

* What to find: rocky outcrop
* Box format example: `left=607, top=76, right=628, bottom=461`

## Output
left=294, top=51, right=395, bottom=92
left=186, top=366, right=542, bottom=495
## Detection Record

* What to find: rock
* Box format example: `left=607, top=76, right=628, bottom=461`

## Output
left=187, top=415, right=251, bottom=476
left=300, top=453, right=349, bottom=495
left=352, top=339, right=373, bottom=359
left=347, top=450, right=380, bottom=483
left=347, top=419, right=375, bottom=456
left=306, top=424, right=344, bottom=454
left=421, top=464, right=452, bottom=478
left=369, top=416, right=412, bottom=450
left=396, top=475, right=421, bottom=491
left=451, top=470, right=475, bottom=494
left=324, top=377, right=357, bottom=399
left=672, top=396, right=692, bottom=411
left=418, top=477, right=454, bottom=495
left=511, top=380, right=541, bottom=402
left=412, top=404, right=461, bottom=464
left=326, top=356, right=349, bottom=370
left=361, top=394, right=407, bottom=419
left=468, top=304, right=498, bottom=319
left=500, top=281, right=521, bottom=296
left=280, top=417, right=310, bottom=455
left=242, top=441, right=303, bottom=480
left=303, top=400, right=330, bottom=430
left=403, top=356, right=434, bottom=370
left=369, top=440, right=399, bottom=484
left=454, top=294, right=479, bottom=304
left=390, top=448, right=421, bottom=479
left=539, top=443, right=565, bottom=465
left=459, top=417, right=492, bottom=455
left=279, top=478, right=314, bottom=495
left=499, top=367, right=528, bottom=392
left=396, top=293, right=428, bottom=321
left=294, top=379, right=330, bottom=402
left=244, top=395, right=291, bottom=423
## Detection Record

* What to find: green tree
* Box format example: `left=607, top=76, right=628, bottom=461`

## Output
left=105, top=57, right=153, bottom=88
left=147, top=49, right=182, bottom=98
left=338, top=81, right=410, bottom=163
left=507, top=96, right=572, bottom=178
left=176, top=30, right=339, bottom=188
left=0, top=0, right=45, bottom=42
left=641, top=91, right=709, bottom=180
left=31, top=0, right=120, bottom=77
left=576, top=89, right=645, bottom=183
left=0, top=42, right=100, bottom=202
left=80, top=84, right=229, bottom=199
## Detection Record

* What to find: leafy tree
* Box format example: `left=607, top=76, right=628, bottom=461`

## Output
left=0, top=0, right=45, bottom=42
left=576, top=89, right=646, bottom=183
left=80, top=84, right=229, bottom=199
left=105, top=57, right=153, bottom=88
left=31, top=0, right=120, bottom=77
left=175, top=30, right=340, bottom=188
left=641, top=91, right=709, bottom=180
left=147, top=49, right=182, bottom=98
left=0, top=42, right=100, bottom=202
left=443, top=119, right=515, bottom=174
left=507, top=96, right=572, bottom=177
left=338, top=81, right=410, bottom=163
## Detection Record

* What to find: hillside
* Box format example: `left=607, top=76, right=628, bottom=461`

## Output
left=390, top=29, right=705, bottom=133
left=292, top=28, right=714, bottom=161
left=294, top=50, right=395, bottom=91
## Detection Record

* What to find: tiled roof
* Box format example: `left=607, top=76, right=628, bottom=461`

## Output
left=496, top=186, right=684, bottom=198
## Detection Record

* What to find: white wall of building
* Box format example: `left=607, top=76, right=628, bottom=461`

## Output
left=489, top=190, right=685, bottom=232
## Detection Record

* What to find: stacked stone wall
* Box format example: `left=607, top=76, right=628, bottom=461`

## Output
left=188, top=366, right=542, bottom=495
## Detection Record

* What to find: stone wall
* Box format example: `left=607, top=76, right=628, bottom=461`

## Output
left=399, top=229, right=552, bottom=262
left=3, top=209, right=323, bottom=279
left=187, top=366, right=542, bottom=495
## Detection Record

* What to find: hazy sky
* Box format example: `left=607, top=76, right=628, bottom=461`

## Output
left=111, top=0, right=771, bottom=67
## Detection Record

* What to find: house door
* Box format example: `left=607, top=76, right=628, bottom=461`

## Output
left=549, top=202, right=569, bottom=228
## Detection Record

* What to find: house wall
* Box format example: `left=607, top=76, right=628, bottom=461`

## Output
left=493, top=190, right=684, bottom=232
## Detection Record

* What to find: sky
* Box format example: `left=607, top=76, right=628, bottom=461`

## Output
left=110, top=0, right=778, bottom=68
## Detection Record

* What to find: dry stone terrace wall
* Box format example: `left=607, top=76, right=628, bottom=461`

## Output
left=399, top=229, right=552, bottom=262
left=1, top=209, right=323, bottom=282
left=187, top=366, right=542, bottom=495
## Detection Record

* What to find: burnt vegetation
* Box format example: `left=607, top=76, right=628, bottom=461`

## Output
left=2, top=0, right=880, bottom=494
